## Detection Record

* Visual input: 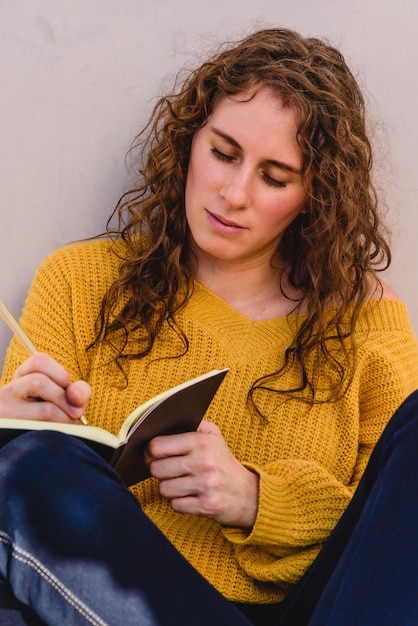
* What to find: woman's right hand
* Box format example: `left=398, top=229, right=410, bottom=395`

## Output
left=0, top=353, right=91, bottom=423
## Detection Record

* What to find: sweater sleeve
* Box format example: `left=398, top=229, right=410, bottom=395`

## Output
left=1, top=240, right=117, bottom=387
left=1, top=250, right=82, bottom=385
left=222, top=324, right=418, bottom=585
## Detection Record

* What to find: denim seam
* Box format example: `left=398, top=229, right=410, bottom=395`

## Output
left=0, top=533, right=108, bottom=626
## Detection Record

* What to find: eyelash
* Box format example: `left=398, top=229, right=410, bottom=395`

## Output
left=210, top=147, right=234, bottom=163
left=210, top=147, right=286, bottom=189
left=262, top=173, right=286, bottom=189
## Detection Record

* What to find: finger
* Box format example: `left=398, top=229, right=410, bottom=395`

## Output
left=13, top=355, right=90, bottom=420
left=149, top=454, right=192, bottom=480
left=6, top=374, right=84, bottom=421
left=65, top=380, right=91, bottom=409
left=0, top=382, right=82, bottom=423
left=8, top=399, right=82, bottom=423
left=197, top=420, right=221, bottom=435
left=14, top=353, right=72, bottom=388
left=147, top=431, right=198, bottom=461
left=169, top=495, right=203, bottom=516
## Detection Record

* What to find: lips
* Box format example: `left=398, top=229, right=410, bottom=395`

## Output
left=205, top=209, right=246, bottom=232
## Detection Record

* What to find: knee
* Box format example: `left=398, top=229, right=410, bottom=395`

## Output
left=0, top=431, right=112, bottom=512
left=0, top=432, right=119, bottom=547
left=0, top=431, right=83, bottom=483
left=0, top=430, right=72, bottom=478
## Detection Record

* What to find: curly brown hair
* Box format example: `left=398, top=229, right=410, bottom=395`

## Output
left=93, top=27, right=391, bottom=401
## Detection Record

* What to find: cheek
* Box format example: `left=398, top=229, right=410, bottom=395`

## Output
left=185, top=159, right=199, bottom=207
left=264, top=190, right=307, bottom=225
left=186, top=155, right=218, bottom=203
left=185, top=159, right=206, bottom=219
left=287, top=186, right=308, bottom=216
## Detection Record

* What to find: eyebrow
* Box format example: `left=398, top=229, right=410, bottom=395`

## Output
left=210, top=127, right=303, bottom=175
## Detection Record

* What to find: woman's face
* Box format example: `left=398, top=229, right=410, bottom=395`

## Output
left=185, top=87, right=307, bottom=271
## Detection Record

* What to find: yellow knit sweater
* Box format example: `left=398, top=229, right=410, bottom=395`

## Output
left=2, top=239, right=418, bottom=604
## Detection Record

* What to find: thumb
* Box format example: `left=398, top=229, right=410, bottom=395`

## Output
left=197, top=420, right=222, bottom=436
left=65, top=380, right=91, bottom=409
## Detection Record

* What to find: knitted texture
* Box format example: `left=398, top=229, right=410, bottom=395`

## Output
left=2, top=239, right=418, bottom=604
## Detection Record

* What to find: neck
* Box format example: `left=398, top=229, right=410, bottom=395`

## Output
left=193, top=258, right=303, bottom=320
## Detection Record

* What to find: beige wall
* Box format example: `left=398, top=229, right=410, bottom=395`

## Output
left=1, top=0, right=417, bottom=368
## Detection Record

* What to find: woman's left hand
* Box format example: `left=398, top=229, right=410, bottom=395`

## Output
left=144, top=420, right=259, bottom=528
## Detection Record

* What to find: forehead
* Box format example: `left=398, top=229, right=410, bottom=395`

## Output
left=206, top=87, right=302, bottom=166
left=209, top=87, right=298, bottom=132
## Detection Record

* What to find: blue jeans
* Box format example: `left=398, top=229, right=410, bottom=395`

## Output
left=0, top=430, right=251, bottom=626
left=1, top=390, right=418, bottom=625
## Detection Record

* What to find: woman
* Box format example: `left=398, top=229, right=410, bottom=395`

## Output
left=1, top=28, right=418, bottom=625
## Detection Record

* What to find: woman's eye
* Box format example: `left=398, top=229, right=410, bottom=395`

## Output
left=262, top=172, right=286, bottom=189
left=210, top=147, right=287, bottom=188
left=210, top=147, right=235, bottom=163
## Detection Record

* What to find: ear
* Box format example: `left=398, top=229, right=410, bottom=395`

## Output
left=298, top=202, right=309, bottom=215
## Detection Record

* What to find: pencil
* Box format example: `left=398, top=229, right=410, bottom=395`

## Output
left=0, top=301, right=88, bottom=425
left=0, top=301, right=37, bottom=354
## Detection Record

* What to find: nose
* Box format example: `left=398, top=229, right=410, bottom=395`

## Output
left=219, top=166, right=252, bottom=210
